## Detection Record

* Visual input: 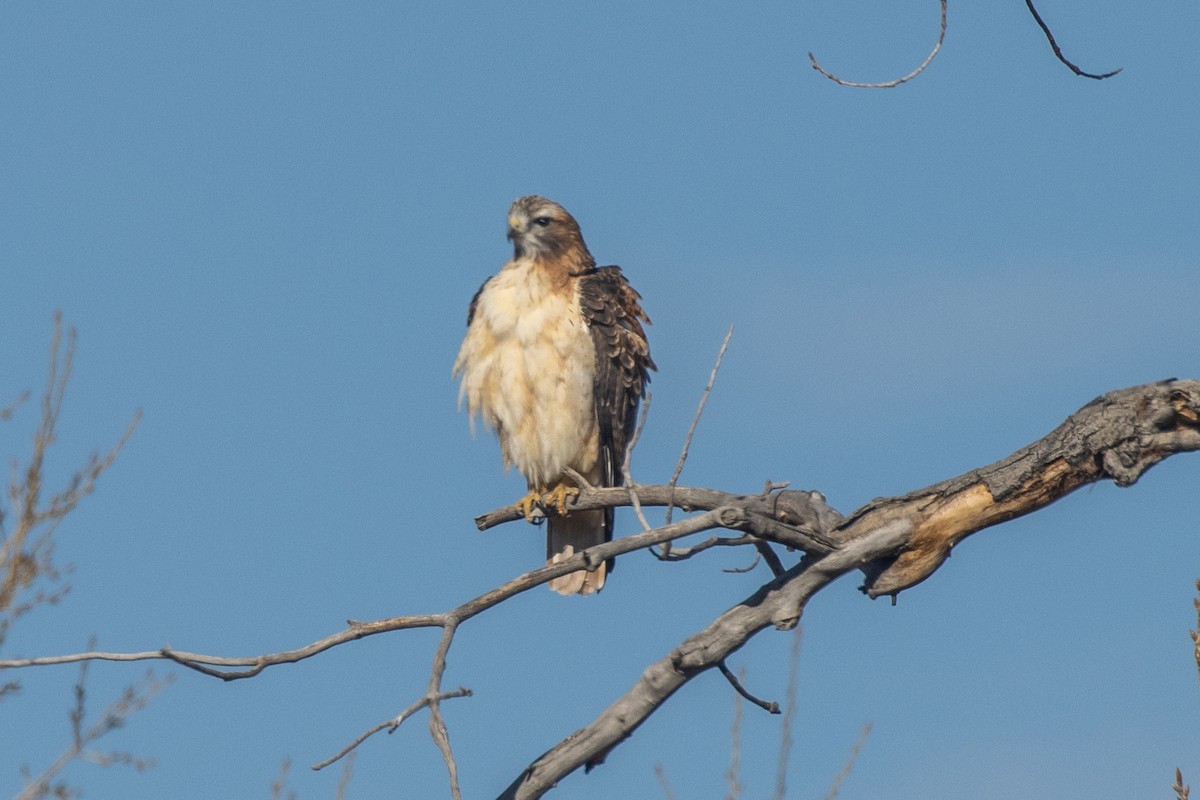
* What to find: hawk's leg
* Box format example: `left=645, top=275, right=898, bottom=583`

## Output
left=543, top=482, right=580, bottom=516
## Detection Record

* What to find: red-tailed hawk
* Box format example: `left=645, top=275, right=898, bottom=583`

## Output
left=454, top=196, right=654, bottom=595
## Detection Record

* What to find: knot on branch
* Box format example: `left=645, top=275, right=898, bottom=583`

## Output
left=716, top=505, right=748, bottom=529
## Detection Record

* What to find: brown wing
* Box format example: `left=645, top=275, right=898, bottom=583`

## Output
left=465, top=277, right=490, bottom=326
left=578, top=266, right=655, bottom=499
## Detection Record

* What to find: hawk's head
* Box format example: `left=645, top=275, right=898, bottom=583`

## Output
left=507, top=196, right=593, bottom=266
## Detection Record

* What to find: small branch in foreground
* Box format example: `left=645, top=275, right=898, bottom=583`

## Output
left=820, top=722, right=872, bottom=800
left=772, top=626, right=803, bottom=800
left=725, top=672, right=745, bottom=800
left=653, top=763, right=678, bottom=800
left=1024, top=0, right=1122, bottom=79
left=809, top=0, right=946, bottom=88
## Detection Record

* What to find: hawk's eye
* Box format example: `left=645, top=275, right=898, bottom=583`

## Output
left=533, top=216, right=552, bottom=227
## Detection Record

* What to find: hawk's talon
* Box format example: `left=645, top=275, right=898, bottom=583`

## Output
left=515, top=491, right=544, bottom=523
left=543, top=483, right=580, bottom=516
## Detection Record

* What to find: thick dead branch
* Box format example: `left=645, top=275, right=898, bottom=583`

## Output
left=855, top=379, right=1200, bottom=597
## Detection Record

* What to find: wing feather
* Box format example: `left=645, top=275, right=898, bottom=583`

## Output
left=578, top=265, right=655, bottom=499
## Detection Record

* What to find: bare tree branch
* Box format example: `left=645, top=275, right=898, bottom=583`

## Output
left=820, top=723, right=872, bottom=800
left=724, top=672, right=745, bottom=800
left=653, top=763, right=678, bottom=800
left=333, top=752, right=355, bottom=800
left=497, top=520, right=913, bottom=799
left=622, top=392, right=655, bottom=533
left=1024, top=0, right=1122, bottom=79
left=0, top=508, right=736, bottom=672
left=665, top=326, right=734, bottom=527
left=313, top=688, right=472, bottom=771
left=2, top=311, right=140, bottom=642
left=717, top=660, right=780, bottom=715
left=497, top=379, right=1200, bottom=797
left=809, top=0, right=947, bottom=89
left=16, top=657, right=170, bottom=800
left=1191, top=578, right=1200, bottom=687
left=772, top=626, right=802, bottom=800
left=5, top=379, right=1197, bottom=798
left=857, top=379, right=1200, bottom=597
left=269, top=759, right=297, bottom=800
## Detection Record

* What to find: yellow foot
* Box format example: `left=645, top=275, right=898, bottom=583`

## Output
left=543, top=483, right=580, bottom=516
left=515, top=491, right=543, bottom=522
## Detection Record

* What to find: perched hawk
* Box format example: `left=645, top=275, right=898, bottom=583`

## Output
left=454, top=196, right=654, bottom=595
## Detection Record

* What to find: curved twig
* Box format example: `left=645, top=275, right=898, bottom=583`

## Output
left=1024, top=0, right=1122, bottom=79
left=717, top=660, right=780, bottom=714
left=809, top=0, right=947, bottom=89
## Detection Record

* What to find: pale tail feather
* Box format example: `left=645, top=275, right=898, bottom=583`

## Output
left=547, top=509, right=608, bottom=595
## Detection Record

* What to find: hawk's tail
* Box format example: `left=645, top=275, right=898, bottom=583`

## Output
left=547, top=509, right=611, bottom=595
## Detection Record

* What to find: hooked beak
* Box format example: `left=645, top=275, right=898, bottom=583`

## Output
left=506, top=216, right=523, bottom=241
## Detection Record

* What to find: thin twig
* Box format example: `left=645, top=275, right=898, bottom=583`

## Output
left=717, top=660, right=780, bottom=714
left=269, top=759, right=295, bottom=800
left=16, top=656, right=169, bottom=800
left=724, top=669, right=745, bottom=800
left=723, top=551, right=762, bottom=574
left=821, top=722, right=872, bottom=800
left=622, top=392, right=654, bottom=533
left=561, top=467, right=594, bottom=491
left=772, top=625, right=803, bottom=800
left=653, top=763, right=678, bottom=800
left=658, top=533, right=759, bottom=561
left=333, top=752, right=355, bottom=800
left=427, top=624, right=464, bottom=800
left=0, top=390, right=30, bottom=421
left=754, top=542, right=787, bottom=577
left=809, top=0, right=947, bottom=88
left=313, top=688, right=472, bottom=771
left=1191, top=578, right=1200, bottom=688
left=1024, top=0, right=1122, bottom=79
left=665, top=326, right=733, bottom=528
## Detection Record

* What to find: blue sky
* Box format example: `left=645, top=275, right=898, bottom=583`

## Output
left=2, top=2, right=1198, bottom=798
